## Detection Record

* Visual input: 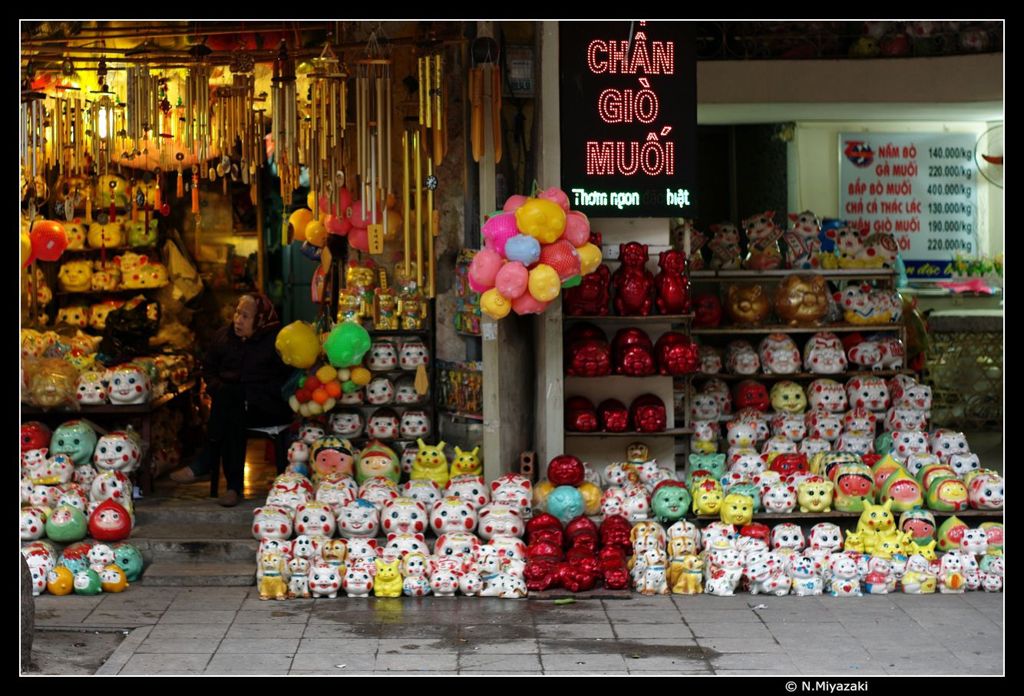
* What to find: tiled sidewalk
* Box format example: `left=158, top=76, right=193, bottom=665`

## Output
left=32, top=588, right=1004, bottom=675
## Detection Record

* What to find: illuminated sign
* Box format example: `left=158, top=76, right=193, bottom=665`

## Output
left=560, top=22, right=696, bottom=218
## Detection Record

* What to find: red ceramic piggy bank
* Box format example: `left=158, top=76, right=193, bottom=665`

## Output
left=630, top=394, right=667, bottom=432
left=548, top=455, right=586, bottom=487
left=656, top=332, right=699, bottom=376
left=693, top=294, right=724, bottom=328
left=655, top=250, right=692, bottom=314
left=740, top=522, right=772, bottom=545
left=734, top=380, right=771, bottom=412
left=598, top=399, right=630, bottom=432
left=612, top=242, right=656, bottom=316
left=613, top=328, right=656, bottom=377
left=563, top=264, right=611, bottom=316
left=527, top=513, right=564, bottom=547
left=566, top=338, right=611, bottom=377
left=564, top=397, right=599, bottom=433
left=770, top=453, right=809, bottom=480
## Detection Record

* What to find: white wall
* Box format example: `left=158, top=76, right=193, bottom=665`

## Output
left=790, top=121, right=1003, bottom=257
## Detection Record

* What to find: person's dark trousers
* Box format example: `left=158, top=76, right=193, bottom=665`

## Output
left=211, top=384, right=248, bottom=494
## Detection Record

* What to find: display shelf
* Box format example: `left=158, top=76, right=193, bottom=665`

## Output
left=21, top=381, right=196, bottom=416
left=55, top=286, right=169, bottom=297
left=692, top=324, right=902, bottom=335
left=566, top=314, right=695, bottom=323
left=61, top=245, right=159, bottom=256
left=692, top=370, right=912, bottom=382
left=692, top=269, right=895, bottom=281
left=567, top=373, right=680, bottom=380
left=566, top=428, right=694, bottom=438
left=367, top=329, right=431, bottom=337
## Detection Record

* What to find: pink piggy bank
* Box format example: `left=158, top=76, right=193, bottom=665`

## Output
left=431, top=497, right=479, bottom=534
left=251, top=506, right=295, bottom=541
left=444, top=475, right=490, bottom=509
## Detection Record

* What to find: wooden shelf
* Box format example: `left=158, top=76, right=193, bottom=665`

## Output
left=55, top=286, right=167, bottom=297
left=566, top=428, right=693, bottom=438
left=566, top=373, right=675, bottom=380
left=691, top=269, right=896, bottom=281
left=61, top=245, right=159, bottom=256
left=367, top=329, right=431, bottom=337
left=692, top=370, right=912, bottom=382
left=566, top=314, right=694, bottom=323
left=692, top=324, right=902, bottom=335
left=21, top=381, right=195, bottom=415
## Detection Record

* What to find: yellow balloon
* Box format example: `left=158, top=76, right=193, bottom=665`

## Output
left=527, top=264, right=561, bottom=303
left=578, top=481, right=602, bottom=516
left=275, top=321, right=321, bottom=368
left=481, top=288, right=511, bottom=320
left=316, top=365, right=339, bottom=383
left=307, top=190, right=316, bottom=210
left=515, top=198, right=566, bottom=244
left=350, top=366, right=372, bottom=386
left=288, top=208, right=314, bottom=243
left=577, top=243, right=603, bottom=275
left=320, top=245, right=333, bottom=272
left=306, top=219, right=327, bottom=247
left=21, top=231, right=32, bottom=266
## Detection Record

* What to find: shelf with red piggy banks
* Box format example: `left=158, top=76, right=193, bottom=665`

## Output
left=252, top=437, right=533, bottom=600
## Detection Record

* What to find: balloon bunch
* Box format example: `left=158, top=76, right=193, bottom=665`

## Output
left=276, top=321, right=374, bottom=417
left=470, top=187, right=603, bottom=320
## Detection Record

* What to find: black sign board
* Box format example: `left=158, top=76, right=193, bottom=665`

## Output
left=559, top=21, right=697, bottom=218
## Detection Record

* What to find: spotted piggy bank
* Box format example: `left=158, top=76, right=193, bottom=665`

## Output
left=891, top=431, right=930, bottom=463
left=57, top=306, right=90, bottom=328
left=929, top=430, right=970, bottom=465
left=384, top=533, right=429, bottom=559
left=309, top=563, right=343, bottom=598
left=445, top=475, right=490, bottom=509
left=808, top=379, right=847, bottom=413
left=93, top=431, right=142, bottom=474
left=293, top=501, right=337, bottom=538
left=967, top=473, right=1003, bottom=510
left=251, top=506, right=294, bottom=541
left=399, top=339, right=430, bottom=371
left=763, top=483, right=798, bottom=513
left=759, top=334, right=801, bottom=374
left=435, top=532, right=482, bottom=561
left=477, top=504, right=525, bottom=540
left=431, top=496, right=479, bottom=535
left=401, top=479, right=443, bottom=509
left=805, top=409, right=843, bottom=442
left=846, top=376, right=890, bottom=412
left=381, top=497, right=429, bottom=535
left=337, top=499, right=380, bottom=538
left=106, top=365, right=151, bottom=405
left=87, top=220, right=124, bottom=249
left=328, top=411, right=364, bottom=438
left=76, top=370, right=108, bottom=405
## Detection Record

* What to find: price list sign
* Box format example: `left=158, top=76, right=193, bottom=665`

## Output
left=560, top=21, right=697, bottom=218
left=839, top=133, right=978, bottom=280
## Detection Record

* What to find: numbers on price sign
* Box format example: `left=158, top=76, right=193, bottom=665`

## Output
left=927, top=238, right=973, bottom=253
left=928, top=147, right=973, bottom=161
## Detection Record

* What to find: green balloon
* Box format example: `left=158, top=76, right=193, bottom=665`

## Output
left=342, top=379, right=359, bottom=394
left=561, top=274, right=582, bottom=288
left=298, top=375, right=307, bottom=388
left=323, top=323, right=372, bottom=368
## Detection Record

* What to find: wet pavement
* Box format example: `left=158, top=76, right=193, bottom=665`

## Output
left=30, top=588, right=1004, bottom=675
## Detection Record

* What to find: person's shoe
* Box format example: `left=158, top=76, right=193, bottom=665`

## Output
left=218, top=490, right=241, bottom=507
left=170, top=467, right=197, bottom=484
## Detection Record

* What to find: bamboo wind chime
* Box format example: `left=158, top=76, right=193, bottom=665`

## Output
left=469, top=60, right=501, bottom=163
left=355, top=47, right=393, bottom=253
left=87, top=65, right=117, bottom=177
left=125, top=66, right=161, bottom=163
left=272, top=41, right=299, bottom=197
left=182, top=62, right=211, bottom=216
left=307, top=43, right=348, bottom=222
left=212, top=69, right=261, bottom=203
left=20, top=78, right=47, bottom=217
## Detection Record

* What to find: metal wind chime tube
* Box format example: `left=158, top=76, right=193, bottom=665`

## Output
left=308, top=45, right=347, bottom=222
left=272, top=41, right=298, bottom=195
left=355, top=51, right=392, bottom=249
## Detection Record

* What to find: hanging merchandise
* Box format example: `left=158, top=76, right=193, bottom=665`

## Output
left=306, top=43, right=349, bottom=232
left=272, top=40, right=299, bottom=196
left=355, top=29, right=394, bottom=254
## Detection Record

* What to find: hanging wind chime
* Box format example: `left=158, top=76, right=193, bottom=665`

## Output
left=87, top=58, right=117, bottom=179
left=271, top=40, right=299, bottom=197
left=355, top=29, right=393, bottom=253
left=20, top=74, right=48, bottom=219
left=307, top=42, right=348, bottom=223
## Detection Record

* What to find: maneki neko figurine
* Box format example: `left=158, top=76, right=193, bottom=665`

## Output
left=707, top=222, right=742, bottom=270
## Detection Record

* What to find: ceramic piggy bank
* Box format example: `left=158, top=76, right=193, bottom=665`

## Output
left=366, top=378, right=395, bottom=406
left=784, top=211, right=823, bottom=269
left=891, top=431, right=930, bottom=463
left=808, top=379, right=847, bottom=414
left=828, top=554, right=863, bottom=596
left=445, top=475, right=490, bottom=509
left=774, top=274, right=830, bottom=326
left=399, top=410, right=431, bottom=440
left=477, top=505, right=525, bottom=540
left=293, top=501, right=337, bottom=538
left=367, top=341, right=399, bottom=371
left=251, top=506, right=295, bottom=541
left=948, top=453, right=980, bottom=479
left=726, top=340, right=761, bottom=375
left=770, top=381, right=807, bottom=415
left=75, top=371, right=108, bottom=405
left=649, top=481, right=691, bottom=525
left=402, top=479, right=443, bottom=509
left=611, top=242, right=656, bottom=315
left=309, top=563, right=343, bottom=598
left=337, top=499, right=380, bottom=538
left=90, top=470, right=132, bottom=507
left=803, top=333, right=848, bottom=374
left=805, top=409, right=843, bottom=442
left=106, top=365, right=151, bottom=405
left=967, top=473, right=1003, bottom=510
left=381, top=498, right=429, bottom=535
left=93, top=431, right=143, bottom=474
left=399, top=339, right=429, bottom=371
left=366, top=409, right=400, bottom=440
left=759, top=334, right=801, bottom=375
left=49, top=421, right=98, bottom=468
left=58, top=260, right=93, bottom=292
left=846, top=376, right=890, bottom=412
left=763, top=483, right=798, bottom=513
left=798, top=477, right=835, bottom=512
left=431, top=497, right=479, bottom=535
left=726, top=284, right=772, bottom=326
left=929, top=430, right=970, bottom=464
left=707, top=222, right=742, bottom=270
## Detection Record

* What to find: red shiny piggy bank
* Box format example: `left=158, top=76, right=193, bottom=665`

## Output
left=734, top=380, right=771, bottom=412
left=547, top=455, right=586, bottom=487
left=612, top=242, right=656, bottom=316
left=655, top=249, right=692, bottom=314
left=563, top=264, right=611, bottom=316
left=612, top=328, right=656, bottom=377
left=566, top=339, right=611, bottom=377
left=598, top=399, right=630, bottom=432
left=693, top=294, right=724, bottom=328
left=630, top=394, right=667, bottom=432
left=564, top=397, right=599, bottom=433
left=656, top=332, right=699, bottom=376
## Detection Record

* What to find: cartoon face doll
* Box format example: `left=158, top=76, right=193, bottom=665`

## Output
left=310, top=437, right=356, bottom=479
left=106, top=365, right=151, bottom=405
left=329, top=411, right=364, bottom=438
left=299, top=422, right=326, bottom=445
left=337, top=498, right=381, bottom=538
left=367, top=409, right=400, bottom=440
left=92, top=432, right=142, bottom=473
left=366, top=377, right=395, bottom=405
left=399, top=339, right=429, bottom=371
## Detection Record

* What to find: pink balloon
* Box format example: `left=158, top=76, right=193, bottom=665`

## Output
left=326, top=213, right=351, bottom=236
left=337, top=187, right=353, bottom=215
left=469, top=248, right=504, bottom=288
left=348, top=226, right=369, bottom=252
left=349, top=200, right=380, bottom=227
left=495, top=261, right=529, bottom=300
left=563, top=211, right=591, bottom=247
left=468, top=275, right=490, bottom=294
left=482, top=213, right=520, bottom=257
left=318, top=194, right=332, bottom=215
left=538, top=187, right=570, bottom=212
left=512, top=292, right=550, bottom=315
left=503, top=195, right=529, bottom=213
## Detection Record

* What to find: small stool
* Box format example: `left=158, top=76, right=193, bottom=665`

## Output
left=210, top=424, right=291, bottom=498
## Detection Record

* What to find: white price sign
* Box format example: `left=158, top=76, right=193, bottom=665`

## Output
left=839, top=132, right=978, bottom=280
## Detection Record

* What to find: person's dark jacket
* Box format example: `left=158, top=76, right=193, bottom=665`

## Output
left=201, top=324, right=294, bottom=427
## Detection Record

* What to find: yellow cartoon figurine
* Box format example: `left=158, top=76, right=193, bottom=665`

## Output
left=346, top=260, right=377, bottom=320
left=374, top=269, right=400, bottom=331
left=373, top=557, right=403, bottom=598
left=692, top=479, right=724, bottom=516
left=451, top=446, right=482, bottom=477
left=411, top=439, right=450, bottom=487
left=720, top=493, right=754, bottom=526
left=856, top=499, right=896, bottom=535
left=258, top=551, right=290, bottom=601
left=672, top=554, right=704, bottom=595
left=58, top=261, right=93, bottom=292
left=797, top=476, right=835, bottom=513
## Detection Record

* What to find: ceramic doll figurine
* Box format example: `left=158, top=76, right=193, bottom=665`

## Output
left=257, top=551, right=290, bottom=601
left=401, top=552, right=432, bottom=596
left=938, top=552, right=967, bottom=594
left=862, top=556, right=895, bottom=594
left=742, top=211, right=784, bottom=270
left=708, top=222, right=742, bottom=270
left=829, top=553, right=864, bottom=596
left=784, top=211, right=823, bottom=269
left=759, top=334, right=801, bottom=375
left=788, top=555, right=824, bottom=596
left=373, top=557, right=404, bottom=598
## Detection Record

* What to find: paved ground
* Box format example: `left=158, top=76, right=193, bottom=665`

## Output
left=30, top=589, right=1003, bottom=675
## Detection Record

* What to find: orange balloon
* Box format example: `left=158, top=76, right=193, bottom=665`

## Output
left=312, top=388, right=329, bottom=405
left=325, top=381, right=342, bottom=398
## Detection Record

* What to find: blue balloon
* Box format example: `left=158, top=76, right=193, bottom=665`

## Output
left=546, top=485, right=585, bottom=524
left=504, top=234, right=541, bottom=266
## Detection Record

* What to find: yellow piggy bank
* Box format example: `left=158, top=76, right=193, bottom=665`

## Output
left=798, top=477, right=835, bottom=513
left=58, top=261, right=93, bottom=292
left=64, top=219, right=89, bottom=250
left=56, top=306, right=90, bottom=328
left=692, top=479, right=724, bottom=516
left=88, top=221, right=123, bottom=249
left=720, top=492, right=754, bottom=526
